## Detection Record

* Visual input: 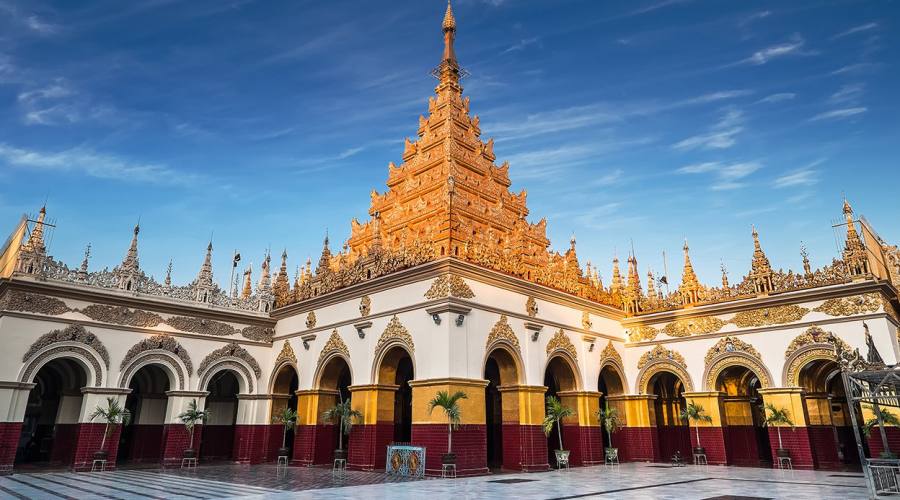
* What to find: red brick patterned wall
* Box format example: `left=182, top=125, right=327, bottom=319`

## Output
left=723, top=425, right=762, bottom=466
left=0, top=422, right=22, bottom=474
left=499, top=423, right=549, bottom=471
left=348, top=423, right=394, bottom=470
left=578, top=426, right=604, bottom=465
left=71, top=423, right=122, bottom=471
left=121, top=424, right=164, bottom=463
left=657, top=425, right=692, bottom=462
left=767, top=426, right=814, bottom=469
left=293, top=424, right=316, bottom=465
left=616, top=427, right=658, bottom=462
left=867, top=427, right=900, bottom=458
left=807, top=425, right=841, bottom=469
left=696, top=427, right=727, bottom=465
left=411, top=423, right=488, bottom=476
left=266, top=424, right=288, bottom=462
left=161, top=423, right=201, bottom=467
left=233, top=425, right=273, bottom=464
left=200, top=424, right=235, bottom=461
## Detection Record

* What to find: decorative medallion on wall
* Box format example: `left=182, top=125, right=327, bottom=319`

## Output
left=23, top=323, right=110, bottom=368
left=526, top=296, right=538, bottom=318
left=546, top=328, right=577, bottom=361
left=275, top=340, right=297, bottom=366
left=784, top=325, right=850, bottom=359
left=359, top=295, right=372, bottom=317
left=704, top=336, right=761, bottom=365
left=306, top=311, right=317, bottom=329
left=318, top=329, right=349, bottom=364
left=730, top=305, right=809, bottom=328
left=813, top=293, right=881, bottom=317
left=703, top=336, right=771, bottom=389
left=375, top=315, right=415, bottom=353
left=240, top=325, right=274, bottom=342
left=424, top=274, right=475, bottom=299
left=1, top=291, right=70, bottom=315
left=627, top=325, right=659, bottom=342
left=198, top=342, right=262, bottom=378
left=600, top=341, right=623, bottom=367
left=486, top=315, right=521, bottom=353
left=637, top=344, right=687, bottom=370
left=120, top=334, right=193, bottom=375
left=78, top=304, right=163, bottom=327
left=167, top=316, right=235, bottom=336
left=581, top=311, right=592, bottom=330
left=661, top=316, right=727, bottom=338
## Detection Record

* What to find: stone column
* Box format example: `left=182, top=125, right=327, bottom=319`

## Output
left=0, top=382, right=35, bottom=474
left=160, top=391, right=207, bottom=467
left=232, top=394, right=275, bottom=464
left=722, top=395, right=762, bottom=466
left=608, top=394, right=658, bottom=462
left=71, top=388, right=131, bottom=471
left=556, top=390, right=603, bottom=466
left=347, top=384, right=399, bottom=471
left=496, top=385, right=549, bottom=472
left=409, top=378, right=489, bottom=477
left=683, top=392, right=727, bottom=465
left=758, top=387, right=814, bottom=469
left=293, top=389, right=340, bottom=465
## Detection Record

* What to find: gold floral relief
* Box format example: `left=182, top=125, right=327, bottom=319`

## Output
left=375, top=315, right=414, bottom=353
left=306, top=311, right=317, bottom=329
left=581, top=311, right=592, bottom=330
left=275, top=340, right=297, bottom=366
left=784, top=325, right=851, bottom=359
left=424, top=274, right=475, bottom=299
left=627, top=325, right=659, bottom=342
left=730, top=304, right=809, bottom=328
left=813, top=293, right=882, bottom=317
left=661, top=316, right=726, bottom=337
left=703, top=336, right=762, bottom=365
left=600, top=341, right=623, bottom=367
left=318, top=329, right=349, bottom=364
left=486, top=315, right=521, bottom=353
left=546, top=328, right=577, bottom=361
left=526, top=296, right=538, bottom=318
left=637, top=344, right=687, bottom=370
left=359, top=295, right=371, bottom=317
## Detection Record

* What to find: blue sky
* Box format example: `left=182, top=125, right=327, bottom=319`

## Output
left=0, top=0, right=897, bottom=290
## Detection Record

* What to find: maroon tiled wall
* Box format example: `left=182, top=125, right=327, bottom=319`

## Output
left=0, top=422, right=22, bottom=474
left=807, top=425, right=841, bottom=469
left=578, top=426, right=604, bottom=465
left=657, top=425, right=692, bottom=462
left=293, top=424, right=339, bottom=465
left=200, top=424, right=235, bottom=461
left=122, top=424, right=164, bottom=463
left=348, top=423, right=394, bottom=470
left=233, top=425, right=273, bottom=464
left=266, top=424, right=288, bottom=462
left=723, top=425, right=764, bottom=466
left=293, top=424, right=316, bottom=465
left=617, top=427, right=658, bottom=462
left=696, top=427, right=727, bottom=465
left=767, top=426, right=814, bottom=469
left=161, top=423, right=201, bottom=467
left=500, top=423, right=549, bottom=471
left=867, top=427, right=900, bottom=458
left=411, top=423, right=488, bottom=476
left=71, top=423, right=122, bottom=471
left=51, top=423, right=79, bottom=465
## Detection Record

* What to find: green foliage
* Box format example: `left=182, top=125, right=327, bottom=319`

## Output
left=274, top=406, right=299, bottom=430
left=89, top=397, right=132, bottom=451
left=762, top=404, right=795, bottom=428
left=862, top=405, right=900, bottom=438
left=178, top=399, right=210, bottom=433
left=597, top=406, right=623, bottom=435
left=680, top=402, right=712, bottom=424
left=427, top=390, right=468, bottom=430
left=542, top=396, right=575, bottom=436
left=322, top=400, right=362, bottom=436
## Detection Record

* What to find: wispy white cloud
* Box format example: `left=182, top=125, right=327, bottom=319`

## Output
left=25, top=15, right=58, bottom=35
left=831, top=22, right=878, bottom=40
left=756, top=92, right=795, bottom=104
left=628, top=0, right=691, bottom=17
left=676, top=162, right=719, bottom=174
left=774, top=168, right=819, bottom=188
left=738, top=10, right=771, bottom=27
left=741, top=35, right=808, bottom=65
left=828, top=83, right=864, bottom=104
left=502, top=37, right=540, bottom=54
left=677, top=160, right=762, bottom=191
left=809, top=107, right=867, bottom=122
left=831, top=62, right=880, bottom=75
left=18, top=81, right=74, bottom=103
left=682, top=90, right=754, bottom=105
left=673, top=108, right=744, bottom=151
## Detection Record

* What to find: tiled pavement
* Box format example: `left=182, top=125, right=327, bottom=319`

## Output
left=0, top=463, right=869, bottom=499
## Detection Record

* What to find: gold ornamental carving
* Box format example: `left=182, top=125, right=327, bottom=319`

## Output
left=318, top=329, right=349, bottom=364
left=703, top=336, right=771, bottom=390
left=167, top=316, right=235, bottom=337
left=637, top=345, right=687, bottom=370
left=883, top=297, right=899, bottom=324
left=661, top=316, right=726, bottom=337
left=486, top=315, right=520, bottom=353
left=359, top=295, right=372, bottom=317
left=306, top=311, right=317, bottom=329
left=526, top=296, right=538, bottom=318
left=627, top=325, right=659, bottom=342
left=375, top=315, right=414, bottom=354
left=784, top=325, right=851, bottom=359
left=424, top=274, right=475, bottom=299
left=275, top=340, right=297, bottom=366
left=730, top=305, right=809, bottom=328
left=546, top=329, right=577, bottom=361
left=704, top=336, right=762, bottom=365
left=581, top=311, right=592, bottom=330
left=600, top=341, right=623, bottom=367
left=813, top=293, right=881, bottom=317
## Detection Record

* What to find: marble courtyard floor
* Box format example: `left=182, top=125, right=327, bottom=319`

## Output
left=0, top=462, right=869, bottom=499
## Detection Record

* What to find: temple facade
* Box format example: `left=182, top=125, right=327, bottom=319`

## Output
left=1, top=3, right=899, bottom=476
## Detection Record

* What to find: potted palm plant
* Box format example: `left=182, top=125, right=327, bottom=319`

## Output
left=322, top=399, right=361, bottom=461
left=543, top=395, right=574, bottom=468
left=274, top=406, right=298, bottom=458
left=596, top=404, right=623, bottom=463
left=178, top=399, right=210, bottom=460
left=862, top=404, right=900, bottom=459
left=762, top=403, right=794, bottom=459
left=427, top=390, right=467, bottom=466
left=680, top=402, right=712, bottom=456
left=89, top=397, right=131, bottom=462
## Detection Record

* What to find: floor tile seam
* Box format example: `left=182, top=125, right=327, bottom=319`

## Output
left=45, top=473, right=171, bottom=500
left=107, top=471, right=264, bottom=496
left=60, top=472, right=214, bottom=498
left=0, top=482, right=35, bottom=500
left=5, top=474, right=100, bottom=500
left=125, top=471, right=280, bottom=494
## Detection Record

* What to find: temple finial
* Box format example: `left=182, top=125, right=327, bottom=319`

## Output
left=679, top=239, right=701, bottom=305
left=841, top=198, right=869, bottom=278
left=443, top=0, right=456, bottom=33
left=749, top=226, right=774, bottom=295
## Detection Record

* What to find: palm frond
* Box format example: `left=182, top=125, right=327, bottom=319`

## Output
left=428, top=390, right=468, bottom=429
left=680, top=402, right=712, bottom=424
left=542, top=396, right=574, bottom=436
left=762, top=404, right=795, bottom=428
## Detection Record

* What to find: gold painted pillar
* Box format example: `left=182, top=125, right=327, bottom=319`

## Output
left=556, top=390, right=603, bottom=465
left=607, top=394, right=658, bottom=462
left=758, top=387, right=814, bottom=468
left=683, top=391, right=727, bottom=464
left=293, top=388, right=340, bottom=465
left=347, top=384, right=399, bottom=470
left=496, top=385, right=549, bottom=471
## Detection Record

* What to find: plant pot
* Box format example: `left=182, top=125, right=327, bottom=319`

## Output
left=554, top=449, right=570, bottom=467
left=604, top=447, right=618, bottom=460
left=693, top=447, right=705, bottom=456
left=880, top=451, right=898, bottom=459
left=93, top=450, right=108, bottom=461
left=334, top=449, right=346, bottom=461
left=441, top=453, right=456, bottom=465
left=277, top=447, right=290, bottom=457
left=776, top=448, right=790, bottom=458
left=183, top=448, right=196, bottom=459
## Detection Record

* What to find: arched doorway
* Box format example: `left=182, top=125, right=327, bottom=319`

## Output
left=543, top=356, right=578, bottom=465
left=650, top=371, right=691, bottom=461
left=270, top=364, right=299, bottom=459
left=716, top=365, right=771, bottom=466
left=799, top=358, right=860, bottom=469
left=120, top=364, right=170, bottom=464
left=376, top=346, right=413, bottom=443
left=16, top=358, right=88, bottom=469
left=318, top=356, right=352, bottom=463
left=484, top=347, right=519, bottom=470
left=598, top=365, right=625, bottom=452
left=201, top=370, right=240, bottom=462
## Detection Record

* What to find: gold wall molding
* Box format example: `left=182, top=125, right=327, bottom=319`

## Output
left=637, top=344, right=686, bottom=370
left=582, top=311, right=592, bottom=330
left=702, top=336, right=771, bottom=390
left=318, top=329, right=349, bottom=365
left=635, top=345, right=693, bottom=394
left=730, top=304, right=809, bottom=328
left=813, top=293, right=881, bottom=316
left=782, top=325, right=851, bottom=386
left=526, top=296, right=538, bottom=317
left=275, top=340, right=297, bottom=367
left=703, top=336, right=762, bottom=365
left=628, top=325, right=659, bottom=342
left=661, top=316, right=727, bottom=337
left=374, top=315, right=414, bottom=354
left=359, top=295, right=371, bottom=317
left=306, top=311, right=317, bottom=329
left=424, top=274, right=475, bottom=299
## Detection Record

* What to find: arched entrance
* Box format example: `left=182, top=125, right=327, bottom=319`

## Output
left=798, top=358, right=860, bottom=469
left=544, top=355, right=578, bottom=465
left=120, top=364, right=170, bottom=464
left=16, top=358, right=88, bottom=469
left=376, top=346, right=413, bottom=443
left=598, top=365, right=625, bottom=451
left=484, top=347, right=519, bottom=470
left=715, top=365, right=771, bottom=466
left=201, top=370, right=240, bottom=462
left=318, top=356, right=352, bottom=462
left=270, top=364, right=299, bottom=458
left=650, top=371, right=691, bottom=461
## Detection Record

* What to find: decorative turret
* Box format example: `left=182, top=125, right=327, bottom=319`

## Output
left=273, top=249, right=291, bottom=307
left=241, top=263, right=253, bottom=299
left=749, top=226, right=774, bottom=295
left=841, top=200, right=870, bottom=278
left=256, top=252, right=274, bottom=312
left=193, top=242, right=215, bottom=303
left=800, top=244, right=812, bottom=277
left=316, top=235, right=332, bottom=275
left=77, top=243, right=91, bottom=281
left=623, top=254, right=642, bottom=315
left=646, top=269, right=657, bottom=300
left=679, top=240, right=701, bottom=305
left=720, top=261, right=729, bottom=288
left=610, top=256, right=624, bottom=296
left=163, top=259, right=173, bottom=294
left=16, top=205, right=48, bottom=274
left=115, top=224, right=141, bottom=291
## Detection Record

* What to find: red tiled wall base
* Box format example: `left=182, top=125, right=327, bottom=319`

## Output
left=201, top=424, right=235, bottom=461
left=233, top=425, right=274, bottom=464
left=293, top=424, right=339, bottom=465
left=695, top=427, right=727, bottom=465
left=867, top=427, right=900, bottom=458
left=0, top=422, right=22, bottom=474
left=617, top=427, right=658, bottom=462
left=411, top=423, right=488, bottom=477
left=500, top=423, right=549, bottom=472
left=723, top=425, right=763, bottom=466
left=578, top=426, right=604, bottom=465
left=767, top=426, right=814, bottom=469
left=657, top=425, right=692, bottom=462
left=161, top=424, right=201, bottom=467
left=808, top=425, right=841, bottom=469
left=51, top=423, right=79, bottom=465
left=71, top=423, right=123, bottom=471
left=266, top=424, right=289, bottom=463
left=122, top=424, right=164, bottom=463
left=348, top=422, right=394, bottom=470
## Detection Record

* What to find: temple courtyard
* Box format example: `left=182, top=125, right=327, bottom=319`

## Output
left=0, top=463, right=868, bottom=499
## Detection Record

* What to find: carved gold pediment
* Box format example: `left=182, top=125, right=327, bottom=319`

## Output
left=424, top=274, right=475, bottom=299
left=637, top=345, right=686, bottom=370
left=375, top=315, right=414, bottom=353
left=813, top=293, right=881, bottom=317
left=627, top=325, right=659, bottom=342
left=661, top=316, right=726, bottom=337
left=318, top=329, right=349, bottom=364
left=486, top=315, right=520, bottom=353
left=275, top=340, right=297, bottom=366
left=546, top=329, right=577, bottom=361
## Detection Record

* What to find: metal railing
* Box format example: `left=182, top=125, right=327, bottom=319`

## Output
left=868, top=459, right=900, bottom=497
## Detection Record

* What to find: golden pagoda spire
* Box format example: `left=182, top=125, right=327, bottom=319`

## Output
left=623, top=253, right=642, bottom=315
left=442, top=1, right=457, bottom=65
left=241, top=263, right=253, bottom=299
left=679, top=239, right=701, bottom=305
left=273, top=249, right=290, bottom=307
left=720, top=261, right=729, bottom=288
left=646, top=268, right=657, bottom=300
left=841, top=199, right=869, bottom=278
left=749, top=225, right=774, bottom=295
left=192, top=241, right=215, bottom=303
left=115, top=223, right=141, bottom=291
left=17, top=205, right=49, bottom=274
left=23, top=205, right=47, bottom=254
left=610, top=256, right=623, bottom=296
left=800, top=243, right=812, bottom=277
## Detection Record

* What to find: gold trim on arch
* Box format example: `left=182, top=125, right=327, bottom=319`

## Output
left=636, top=361, right=694, bottom=395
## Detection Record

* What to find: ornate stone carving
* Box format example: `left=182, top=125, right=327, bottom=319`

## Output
left=486, top=315, right=520, bottom=353
left=730, top=305, right=809, bottom=328
left=637, top=345, right=686, bottom=370
left=274, top=340, right=297, bottom=366
left=627, top=325, right=659, bottom=342
left=704, top=336, right=761, bottom=365
left=546, top=329, right=577, bottom=361
left=122, top=352, right=186, bottom=389
left=306, top=311, right=317, bottom=329
left=1, top=291, right=69, bottom=315
left=23, top=324, right=110, bottom=369
left=359, top=295, right=371, bottom=317
left=661, top=316, right=727, bottom=337
left=785, top=325, right=850, bottom=359
left=198, top=342, right=261, bottom=378
left=318, top=329, right=349, bottom=364
left=703, top=336, right=771, bottom=390
left=22, top=345, right=103, bottom=386
left=526, top=296, right=538, bottom=318
left=600, top=341, right=623, bottom=367
left=120, top=334, right=193, bottom=375
left=375, top=315, right=414, bottom=353
left=78, top=304, right=163, bottom=327
left=883, top=296, right=899, bottom=324
left=581, top=311, right=592, bottom=330
left=813, top=293, right=881, bottom=317
left=424, top=274, right=475, bottom=299
left=783, top=326, right=853, bottom=386
left=167, top=316, right=236, bottom=337
left=240, top=325, right=274, bottom=342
